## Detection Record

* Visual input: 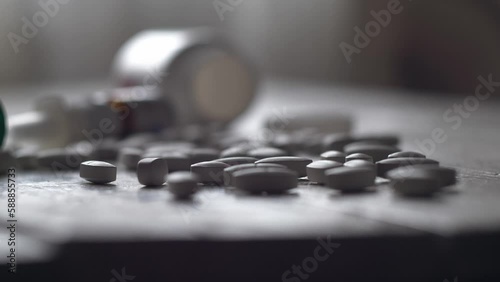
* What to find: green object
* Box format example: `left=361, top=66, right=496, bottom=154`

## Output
left=0, top=101, right=5, bottom=148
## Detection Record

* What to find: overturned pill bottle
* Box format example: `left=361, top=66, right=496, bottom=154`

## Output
left=5, top=28, right=258, bottom=150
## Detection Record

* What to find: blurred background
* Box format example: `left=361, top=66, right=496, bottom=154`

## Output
left=1, top=0, right=500, bottom=94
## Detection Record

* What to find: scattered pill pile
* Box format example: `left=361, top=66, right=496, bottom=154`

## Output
left=0, top=128, right=458, bottom=198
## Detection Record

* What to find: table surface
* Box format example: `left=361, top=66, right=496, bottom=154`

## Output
left=1, top=78, right=500, bottom=280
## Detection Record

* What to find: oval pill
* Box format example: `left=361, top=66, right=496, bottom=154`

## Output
left=320, top=151, right=346, bottom=163
left=191, top=161, right=230, bottom=184
left=233, top=167, right=298, bottom=193
left=80, top=161, right=117, bottom=184
left=387, top=165, right=456, bottom=187
left=344, top=143, right=399, bottom=162
left=388, top=151, right=426, bottom=159
left=137, top=158, right=169, bottom=186
left=223, top=163, right=287, bottom=186
left=255, top=156, right=313, bottom=177
left=389, top=174, right=441, bottom=197
left=167, top=172, right=199, bottom=198
left=345, top=153, right=373, bottom=163
left=344, top=160, right=376, bottom=171
left=214, top=157, right=258, bottom=166
left=325, top=167, right=376, bottom=192
left=306, top=160, right=343, bottom=184
left=376, top=157, right=439, bottom=177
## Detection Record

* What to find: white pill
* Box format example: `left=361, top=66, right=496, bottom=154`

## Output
left=214, top=157, right=258, bottom=166
left=344, top=143, right=399, bottom=162
left=188, top=148, right=220, bottom=164
left=306, top=160, right=343, bottom=184
left=160, top=152, right=191, bottom=172
left=388, top=151, right=426, bottom=159
left=191, top=161, right=230, bottom=184
left=387, top=165, right=456, bottom=188
left=233, top=167, right=298, bottom=193
left=345, top=153, right=373, bottom=163
left=376, top=157, right=439, bottom=177
left=80, top=161, right=117, bottom=184
left=38, top=148, right=85, bottom=170
left=255, top=156, right=312, bottom=177
left=167, top=172, right=199, bottom=198
left=247, top=147, right=287, bottom=159
left=223, top=163, right=287, bottom=186
left=320, top=151, right=346, bottom=163
left=137, top=158, right=169, bottom=186
left=118, top=148, right=142, bottom=170
left=325, top=167, right=376, bottom=192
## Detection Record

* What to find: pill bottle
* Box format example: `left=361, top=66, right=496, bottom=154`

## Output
left=5, top=28, right=257, bottom=150
left=112, top=28, right=257, bottom=126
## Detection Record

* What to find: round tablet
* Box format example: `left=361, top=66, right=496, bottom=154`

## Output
left=388, top=151, right=426, bottom=159
left=214, top=157, right=258, bottom=166
left=345, top=153, right=373, bottom=163
left=325, top=167, right=376, bottom=192
left=306, top=160, right=343, bottom=184
left=387, top=165, right=456, bottom=188
left=233, top=167, right=298, bottom=193
left=344, top=143, right=399, bottom=162
left=255, top=156, right=313, bottom=177
left=344, top=160, right=376, bottom=170
left=376, top=157, right=439, bottom=177
left=247, top=147, right=287, bottom=159
left=167, top=172, right=199, bottom=198
left=118, top=148, right=142, bottom=170
left=137, top=158, right=169, bottom=186
left=80, top=161, right=117, bottom=184
left=191, top=161, right=230, bottom=184
left=320, top=151, right=346, bottom=163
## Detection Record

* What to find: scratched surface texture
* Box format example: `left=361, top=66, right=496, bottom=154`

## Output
left=1, top=79, right=500, bottom=282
